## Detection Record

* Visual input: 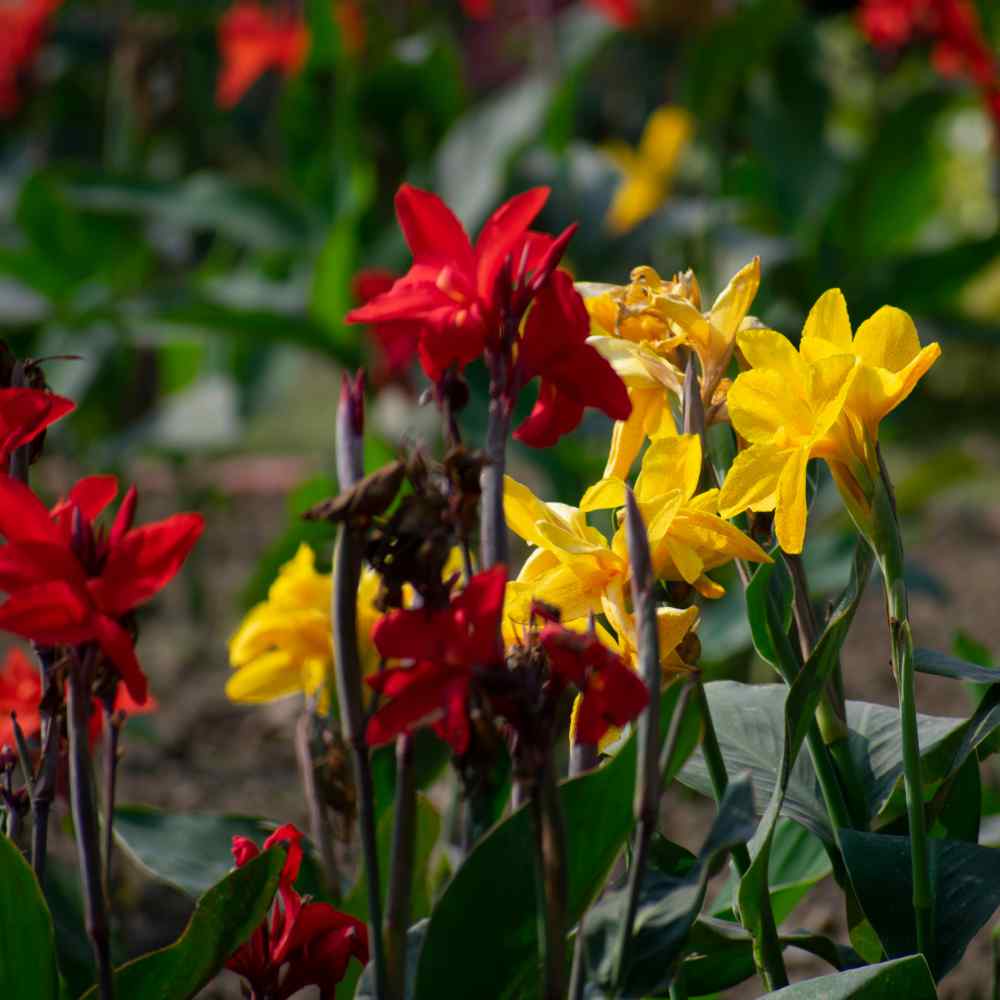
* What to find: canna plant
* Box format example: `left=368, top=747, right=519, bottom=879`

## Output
left=1, top=183, right=998, bottom=1000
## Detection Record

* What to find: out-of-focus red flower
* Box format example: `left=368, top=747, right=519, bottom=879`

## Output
left=538, top=622, right=648, bottom=746
left=365, top=565, right=507, bottom=754
left=346, top=185, right=573, bottom=382
left=859, top=0, right=1000, bottom=134
left=226, top=824, right=368, bottom=1000
left=0, top=646, right=156, bottom=749
left=0, top=386, right=73, bottom=467
left=461, top=0, right=494, bottom=17
left=461, top=0, right=636, bottom=27
left=351, top=268, right=421, bottom=387
left=0, top=0, right=61, bottom=118
left=216, top=1, right=309, bottom=109
left=0, top=475, right=203, bottom=704
left=512, top=269, right=631, bottom=448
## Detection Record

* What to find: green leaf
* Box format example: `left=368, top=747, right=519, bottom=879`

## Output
left=411, top=681, right=701, bottom=1000
left=760, top=955, right=936, bottom=998
left=81, top=849, right=284, bottom=1000
left=914, top=647, right=1000, bottom=686
left=0, top=833, right=59, bottom=1000
left=744, top=557, right=796, bottom=683
left=582, top=775, right=756, bottom=997
left=113, top=807, right=327, bottom=901
left=710, top=819, right=832, bottom=926
left=682, top=917, right=860, bottom=995
left=841, top=830, right=1000, bottom=978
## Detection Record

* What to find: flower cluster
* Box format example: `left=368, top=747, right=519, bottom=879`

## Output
left=226, top=824, right=368, bottom=1000
left=859, top=0, right=1000, bottom=134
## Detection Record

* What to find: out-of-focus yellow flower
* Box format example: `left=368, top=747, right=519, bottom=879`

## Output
left=227, top=544, right=381, bottom=707
left=503, top=476, right=627, bottom=624
left=584, top=259, right=760, bottom=479
left=581, top=434, right=771, bottom=598
left=568, top=595, right=700, bottom=750
left=717, top=292, right=941, bottom=554
left=604, top=105, right=693, bottom=234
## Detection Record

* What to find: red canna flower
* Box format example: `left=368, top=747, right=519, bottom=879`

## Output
left=226, top=824, right=368, bottom=1000
left=351, top=268, right=421, bottom=387
left=0, top=645, right=155, bottom=749
left=0, top=386, right=74, bottom=467
left=511, top=269, right=631, bottom=448
left=216, top=0, right=310, bottom=109
left=365, top=565, right=506, bottom=754
left=461, top=0, right=494, bottom=17
left=0, top=0, right=61, bottom=118
left=345, top=185, right=573, bottom=382
left=0, top=475, right=203, bottom=704
left=538, top=622, right=649, bottom=746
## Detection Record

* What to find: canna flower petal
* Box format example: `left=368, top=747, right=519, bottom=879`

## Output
left=474, top=187, right=549, bottom=298
left=717, top=442, right=788, bottom=517
left=394, top=184, right=475, bottom=274
left=802, top=287, right=852, bottom=351
left=226, top=650, right=326, bottom=703
left=774, top=445, right=811, bottom=555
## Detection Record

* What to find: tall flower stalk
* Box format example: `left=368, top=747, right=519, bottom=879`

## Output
left=329, top=371, right=387, bottom=999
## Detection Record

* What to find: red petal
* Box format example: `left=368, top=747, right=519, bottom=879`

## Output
left=474, top=187, right=549, bottom=299
left=0, top=474, right=59, bottom=543
left=58, top=475, right=119, bottom=523
left=372, top=607, right=450, bottom=662
left=0, top=540, right=88, bottom=594
left=452, top=565, right=507, bottom=664
left=0, top=580, right=93, bottom=645
left=262, top=822, right=304, bottom=885
left=394, top=184, right=474, bottom=273
left=513, top=381, right=583, bottom=449
left=91, top=513, right=204, bottom=617
left=517, top=270, right=586, bottom=377
left=345, top=281, right=452, bottom=325
left=93, top=614, right=148, bottom=704
left=0, top=388, right=74, bottom=459
left=432, top=674, right=472, bottom=755
left=231, top=835, right=260, bottom=868
left=365, top=662, right=454, bottom=747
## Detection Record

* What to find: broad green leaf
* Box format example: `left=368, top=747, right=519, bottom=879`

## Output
left=682, top=917, right=860, bottom=996
left=113, top=807, right=327, bottom=901
left=761, top=955, right=936, bottom=998
left=711, top=819, right=832, bottom=926
left=81, top=849, right=284, bottom=1000
left=411, top=681, right=701, bottom=1000
left=0, top=833, right=59, bottom=1000
left=744, top=557, right=796, bottom=683
left=582, top=775, right=756, bottom=997
left=841, top=829, right=1000, bottom=978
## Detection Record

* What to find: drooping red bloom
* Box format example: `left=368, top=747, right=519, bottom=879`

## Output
left=351, top=268, right=420, bottom=387
left=226, top=824, right=368, bottom=1000
left=365, top=565, right=507, bottom=754
left=216, top=0, right=310, bottom=109
left=511, top=269, right=631, bottom=448
left=859, top=0, right=1000, bottom=134
left=538, top=623, right=649, bottom=746
left=0, top=475, right=204, bottom=704
left=346, top=185, right=573, bottom=381
left=0, top=0, right=61, bottom=117
left=0, top=646, right=155, bottom=749
left=0, top=386, right=74, bottom=467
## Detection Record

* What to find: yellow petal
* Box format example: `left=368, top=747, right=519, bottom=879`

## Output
left=807, top=353, right=858, bottom=439
left=603, top=389, right=655, bottom=480
left=636, top=434, right=702, bottom=503
left=589, top=336, right=658, bottom=383
left=717, top=443, right=787, bottom=517
left=512, top=562, right=610, bottom=622
left=503, top=476, right=583, bottom=548
left=774, top=445, right=811, bottom=555
left=802, top=289, right=852, bottom=350
left=671, top=508, right=772, bottom=566
left=708, top=257, right=760, bottom=346
left=226, top=650, right=314, bottom=703
left=847, top=341, right=940, bottom=435
left=662, top=536, right=704, bottom=585
left=517, top=547, right=561, bottom=583
left=606, top=172, right=665, bottom=234
left=644, top=490, right=685, bottom=544
left=653, top=295, right=711, bottom=349
left=737, top=327, right=809, bottom=383
left=535, top=521, right=606, bottom=558
left=727, top=368, right=813, bottom=444
left=656, top=604, right=700, bottom=656
left=692, top=574, right=726, bottom=599
left=852, top=306, right=921, bottom=372
left=638, top=105, right=693, bottom=177
left=580, top=476, right=628, bottom=513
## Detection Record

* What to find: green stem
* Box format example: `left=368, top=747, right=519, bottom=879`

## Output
left=697, top=683, right=788, bottom=991
left=385, top=734, right=416, bottom=1000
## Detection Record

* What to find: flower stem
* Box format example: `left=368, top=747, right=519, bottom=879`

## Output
left=480, top=389, right=511, bottom=572
left=385, top=733, right=416, bottom=1000
left=696, top=682, right=788, bottom=991
left=31, top=648, right=61, bottom=887
left=67, top=657, right=114, bottom=1000
left=294, top=711, right=341, bottom=903
left=101, top=701, right=122, bottom=902
left=332, top=371, right=386, bottom=999
left=529, top=756, right=568, bottom=1000
left=567, top=743, right=598, bottom=1000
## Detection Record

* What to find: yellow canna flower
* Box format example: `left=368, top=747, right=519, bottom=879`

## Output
left=580, top=434, right=771, bottom=598
left=717, top=292, right=941, bottom=554
left=583, top=259, right=760, bottom=479
left=227, top=543, right=381, bottom=707
left=604, top=105, right=693, bottom=234
left=503, top=475, right=627, bottom=624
